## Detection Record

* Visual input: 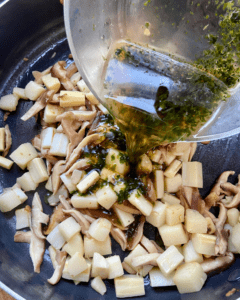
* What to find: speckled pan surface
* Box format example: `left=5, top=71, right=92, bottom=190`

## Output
left=0, top=0, right=240, bottom=299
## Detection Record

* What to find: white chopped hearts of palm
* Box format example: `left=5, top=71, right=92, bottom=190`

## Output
left=0, top=59, right=239, bottom=297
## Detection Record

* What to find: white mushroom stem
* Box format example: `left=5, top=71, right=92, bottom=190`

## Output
left=122, top=261, right=136, bottom=275
left=32, top=192, right=49, bottom=239
left=111, top=227, right=127, bottom=251
left=214, top=203, right=228, bottom=256
left=47, top=250, right=67, bottom=285
left=221, top=192, right=240, bottom=209
left=14, top=231, right=32, bottom=243
left=201, top=252, right=235, bottom=274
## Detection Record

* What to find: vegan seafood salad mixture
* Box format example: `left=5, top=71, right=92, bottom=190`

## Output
left=0, top=58, right=239, bottom=298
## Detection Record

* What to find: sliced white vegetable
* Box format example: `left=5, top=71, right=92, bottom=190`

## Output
left=49, top=133, right=69, bottom=157
left=10, top=142, right=38, bottom=170
left=91, top=276, right=107, bottom=296
left=60, top=173, right=77, bottom=193
left=13, top=87, right=28, bottom=100
left=114, top=275, right=145, bottom=298
left=86, top=92, right=99, bottom=105
left=149, top=267, right=175, bottom=287
left=164, top=174, right=182, bottom=193
left=46, top=225, right=66, bottom=250
left=41, top=127, right=56, bottom=149
left=71, top=193, right=99, bottom=209
left=91, top=252, right=109, bottom=279
left=0, top=156, right=13, bottom=169
left=113, top=206, right=135, bottom=228
left=158, top=224, right=188, bottom=247
left=17, top=172, right=38, bottom=191
left=96, top=185, right=118, bottom=210
left=71, top=169, right=84, bottom=185
left=0, top=188, right=27, bottom=212
left=0, top=128, right=5, bottom=151
left=25, top=81, right=45, bottom=100
left=43, top=104, right=64, bottom=123
left=165, top=204, right=185, bottom=226
left=77, top=170, right=100, bottom=194
left=67, top=252, right=88, bottom=276
left=106, top=255, right=124, bottom=279
left=154, top=170, right=164, bottom=199
left=183, top=240, right=203, bottom=263
left=173, top=262, right=207, bottom=294
left=131, top=253, right=160, bottom=268
left=88, top=218, right=112, bottom=242
left=72, top=259, right=91, bottom=282
left=162, top=193, right=180, bottom=205
left=59, top=91, right=85, bottom=107
left=27, top=157, right=49, bottom=184
left=0, top=94, right=19, bottom=111
left=62, top=233, right=84, bottom=256
left=97, top=103, right=109, bottom=114
left=15, top=206, right=31, bottom=230
left=124, top=244, right=148, bottom=272
left=156, top=245, right=184, bottom=277
left=105, top=148, right=130, bottom=176
left=84, top=236, right=112, bottom=258
left=48, top=184, right=68, bottom=206
left=128, top=189, right=153, bottom=217
left=58, top=217, right=81, bottom=242
left=45, top=176, right=53, bottom=192
left=185, top=209, right=207, bottom=234
left=164, top=159, right=182, bottom=178
left=192, top=233, right=216, bottom=256
left=182, top=162, right=203, bottom=188
left=77, top=79, right=90, bottom=93
left=136, top=154, right=152, bottom=174
left=146, top=201, right=166, bottom=228
left=42, top=74, right=61, bottom=93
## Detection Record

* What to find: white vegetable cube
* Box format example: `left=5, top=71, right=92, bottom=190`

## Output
left=137, top=154, right=153, bottom=174
left=67, top=252, right=88, bottom=276
left=182, top=162, right=203, bottom=188
left=0, top=128, right=5, bottom=151
left=149, top=267, right=175, bottom=287
left=113, top=206, right=135, bottom=227
left=146, top=201, right=166, bottom=228
left=192, top=233, right=216, bottom=256
left=15, top=206, right=31, bottom=229
left=227, top=208, right=240, bottom=227
left=0, top=157, right=13, bottom=170
left=231, top=223, right=240, bottom=253
left=156, top=245, right=184, bottom=277
left=105, top=148, right=130, bottom=176
left=106, top=255, right=124, bottom=279
left=60, top=173, right=77, bottom=193
left=84, top=236, right=112, bottom=258
left=185, top=209, right=207, bottom=234
left=59, top=91, right=85, bottom=107
left=154, top=170, right=164, bottom=199
left=183, top=240, right=203, bottom=263
left=91, top=276, right=107, bottom=296
left=17, top=172, right=38, bottom=191
left=148, top=149, right=161, bottom=163
left=62, top=233, right=84, bottom=256
left=13, top=87, right=28, bottom=100
left=113, top=181, right=126, bottom=193
left=100, top=167, right=118, bottom=184
left=91, top=252, right=109, bottom=279
left=164, top=159, right=182, bottom=178
left=42, top=74, right=60, bottom=92
left=114, top=275, right=145, bottom=298
left=43, top=104, right=64, bottom=123
left=49, top=133, right=69, bottom=157
left=0, top=189, right=22, bottom=212
left=41, top=127, right=56, bottom=149
left=165, top=204, right=184, bottom=226
left=71, top=169, right=84, bottom=185
left=10, top=142, right=38, bottom=169
left=173, top=262, right=207, bottom=294
left=164, top=174, right=182, bottom=193
left=71, top=194, right=99, bottom=209
left=72, top=259, right=91, bottom=282
left=0, top=94, right=19, bottom=111
left=124, top=244, right=148, bottom=272
left=25, top=81, right=45, bottom=100
left=158, top=224, right=188, bottom=247
left=46, top=225, right=65, bottom=250
left=128, top=189, right=153, bottom=217
left=162, top=193, right=180, bottom=205
left=58, top=217, right=81, bottom=242
left=27, top=158, right=49, bottom=183
left=86, top=92, right=99, bottom=105
left=88, top=218, right=112, bottom=242
left=13, top=188, right=28, bottom=203
left=96, top=185, right=118, bottom=210
left=77, top=79, right=90, bottom=93
left=77, top=171, right=100, bottom=194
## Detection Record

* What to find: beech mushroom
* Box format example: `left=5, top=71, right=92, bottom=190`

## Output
left=113, top=202, right=141, bottom=215
left=146, top=178, right=157, bottom=202
left=220, top=182, right=240, bottom=209
left=65, top=158, right=90, bottom=176
left=48, top=250, right=67, bottom=285
left=44, top=203, right=68, bottom=235
left=211, top=171, right=235, bottom=196
left=214, top=203, right=228, bottom=256
left=111, top=227, right=127, bottom=251
left=31, top=135, right=41, bottom=151
left=126, top=216, right=145, bottom=251
left=66, top=62, right=78, bottom=78
left=140, top=236, right=159, bottom=254
left=14, top=231, right=32, bottom=243
left=204, top=192, right=221, bottom=211
left=32, top=67, right=51, bottom=84
left=51, top=61, right=75, bottom=91
left=201, top=252, right=235, bottom=274
left=31, top=192, right=49, bottom=239
left=51, top=160, right=66, bottom=195
left=30, top=229, right=45, bottom=273
left=3, top=124, right=12, bottom=157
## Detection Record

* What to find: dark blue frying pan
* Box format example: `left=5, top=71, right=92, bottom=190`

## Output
left=1, top=0, right=240, bottom=299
